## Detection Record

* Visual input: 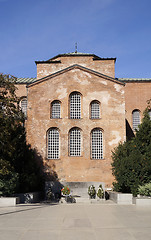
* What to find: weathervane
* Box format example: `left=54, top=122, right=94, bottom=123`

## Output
left=75, top=42, right=77, bottom=53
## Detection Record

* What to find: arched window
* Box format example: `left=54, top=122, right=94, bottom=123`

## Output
left=21, top=98, right=27, bottom=117
left=69, top=92, right=81, bottom=119
left=69, top=128, right=81, bottom=156
left=148, top=110, right=151, bottom=120
left=47, top=128, right=59, bottom=159
left=132, top=110, right=140, bottom=130
left=90, top=100, right=100, bottom=119
left=91, top=128, right=103, bottom=159
left=51, top=100, right=61, bottom=119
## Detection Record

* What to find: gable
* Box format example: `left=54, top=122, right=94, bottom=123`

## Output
left=27, top=65, right=125, bottom=118
left=27, top=64, right=124, bottom=88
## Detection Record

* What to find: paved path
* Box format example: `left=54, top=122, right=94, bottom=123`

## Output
left=0, top=202, right=151, bottom=240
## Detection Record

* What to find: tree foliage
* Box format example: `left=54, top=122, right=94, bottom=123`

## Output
left=138, top=182, right=151, bottom=196
left=0, top=74, right=44, bottom=196
left=112, top=105, right=151, bottom=196
left=0, top=158, right=19, bottom=196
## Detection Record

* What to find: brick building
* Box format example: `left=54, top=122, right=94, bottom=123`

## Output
left=15, top=52, right=151, bottom=188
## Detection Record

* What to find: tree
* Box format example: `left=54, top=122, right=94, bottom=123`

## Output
left=0, top=74, right=44, bottom=196
left=0, top=158, right=18, bottom=196
left=134, top=107, right=151, bottom=184
left=112, top=106, right=151, bottom=196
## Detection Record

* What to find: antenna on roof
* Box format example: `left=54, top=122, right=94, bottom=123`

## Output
left=75, top=42, right=77, bottom=53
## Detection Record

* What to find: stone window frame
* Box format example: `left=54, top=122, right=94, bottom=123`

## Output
left=91, top=128, right=103, bottom=160
left=69, top=91, right=82, bottom=119
left=50, top=100, right=61, bottom=119
left=69, top=127, right=82, bottom=157
left=132, top=109, right=141, bottom=131
left=20, top=97, right=27, bottom=118
left=47, top=127, right=60, bottom=159
left=90, top=100, right=101, bottom=119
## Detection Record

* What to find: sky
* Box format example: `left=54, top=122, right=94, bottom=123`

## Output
left=0, top=0, right=151, bottom=78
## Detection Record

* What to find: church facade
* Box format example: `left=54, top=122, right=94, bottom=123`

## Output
left=15, top=52, right=151, bottom=188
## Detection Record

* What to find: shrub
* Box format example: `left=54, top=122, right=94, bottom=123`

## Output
left=61, top=186, right=70, bottom=195
left=97, top=184, right=104, bottom=199
left=88, top=185, right=96, bottom=199
left=46, top=187, right=55, bottom=201
left=138, top=182, right=151, bottom=196
left=66, top=195, right=76, bottom=203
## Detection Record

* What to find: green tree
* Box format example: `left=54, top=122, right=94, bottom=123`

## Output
left=0, top=74, right=44, bottom=196
left=112, top=106, right=151, bottom=196
left=134, top=108, right=151, bottom=183
left=0, top=159, right=18, bottom=196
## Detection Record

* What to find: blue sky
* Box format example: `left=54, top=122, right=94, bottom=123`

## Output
left=0, top=0, right=151, bottom=78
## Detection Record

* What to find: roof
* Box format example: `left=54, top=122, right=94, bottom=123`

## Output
left=15, top=77, right=151, bottom=85
left=15, top=77, right=37, bottom=84
left=27, top=64, right=124, bottom=88
left=35, top=52, right=116, bottom=64
left=15, top=74, right=151, bottom=85
left=118, top=78, right=151, bottom=82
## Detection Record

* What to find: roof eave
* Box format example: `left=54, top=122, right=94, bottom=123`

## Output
left=35, top=60, right=61, bottom=65
left=119, top=78, right=151, bottom=83
left=35, top=53, right=116, bottom=63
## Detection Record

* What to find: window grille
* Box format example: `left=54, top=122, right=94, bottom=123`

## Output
left=91, top=101, right=100, bottom=119
left=91, top=129, right=103, bottom=159
left=70, top=92, right=81, bottom=119
left=69, top=128, right=81, bottom=156
left=51, top=101, right=60, bottom=119
left=48, top=128, right=59, bottom=159
left=132, top=110, right=140, bottom=130
left=21, top=98, right=27, bottom=117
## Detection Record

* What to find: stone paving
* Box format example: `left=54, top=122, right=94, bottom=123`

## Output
left=0, top=202, right=151, bottom=240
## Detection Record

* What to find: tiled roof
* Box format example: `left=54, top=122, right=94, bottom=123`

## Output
left=118, top=78, right=151, bottom=82
left=50, top=52, right=116, bottom=61
left=15, top=77, right=151, bottom=84
left=60, top=52, right=93, bottom=55
left=16, top=77, right=36, bottom=84
left=35, top=52, right=116, bottom=63
left=49, top=52, right=98, bottom=60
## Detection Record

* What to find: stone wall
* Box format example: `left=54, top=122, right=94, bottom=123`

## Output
left=37, top=55, right=115, bottom=79
left=125, top=81, right=151, bottom=133
left=13, top=54, right=151, bottom=188
left=27, top=65, right=125, bottom=187
left=15, top=84, right=27, bottom=98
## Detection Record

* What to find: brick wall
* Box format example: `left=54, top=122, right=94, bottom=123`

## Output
left=27, top=66, right=125, bottom=187
left=37, top=56, right=115, bottom=79
left=14, top=55, right=151, bottom=188
left=125, top=81, right=151, bottom=132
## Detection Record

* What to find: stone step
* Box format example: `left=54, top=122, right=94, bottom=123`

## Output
left=75, top=197, right=91, bottom=203
left=59, top=197, right=114, bottom=204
